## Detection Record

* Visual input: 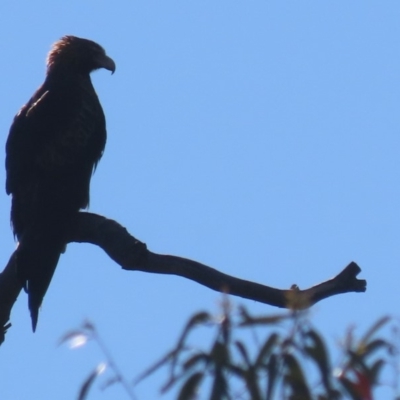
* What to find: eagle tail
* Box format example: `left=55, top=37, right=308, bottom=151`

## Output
left=16, top=228, right=66, bottom=332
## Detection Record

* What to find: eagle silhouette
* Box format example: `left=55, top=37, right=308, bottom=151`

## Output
left=5, top=36, right=115, bottom=331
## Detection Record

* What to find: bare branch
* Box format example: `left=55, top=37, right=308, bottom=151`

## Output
left=0, top=212, right=366, bottom=345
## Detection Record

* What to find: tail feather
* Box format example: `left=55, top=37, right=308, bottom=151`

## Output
left=30, top=306, right=39, bottom=333
left=16, top=230, right=65, bottom=332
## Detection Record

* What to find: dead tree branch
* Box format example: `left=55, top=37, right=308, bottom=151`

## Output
left=0, top=212, right=366, bottom=345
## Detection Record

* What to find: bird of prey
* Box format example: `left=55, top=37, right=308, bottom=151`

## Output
left=5, top=36, right=115, bottom=331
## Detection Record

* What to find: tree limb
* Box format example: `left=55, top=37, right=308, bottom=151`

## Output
left=0, top=212, right=366, bottom=345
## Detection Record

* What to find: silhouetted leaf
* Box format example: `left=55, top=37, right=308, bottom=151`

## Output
left=352, top=369, right=373, bottom=400
left=235, top=340, right=251, bottom=367
left=360, top=316, right=391, bottom=345
left=225, top=363, right=246, bottom=379
left=303, top=329, right=331, bottom=391
left=171, top=312, right=212, bottom=372
left=182, top=353, right=209, bottom=371
left=77, top=363, right=106, bottom=400
left=339, top=376, right=362, bottom=400
left=100, top=375, right=120, bottom=391
left=283, top=354, right=312, bottom=399
left=58, top=330, right=90, bottom=348
left=177, top=372, right=204, bottom=400
left=239, top=306, right=290, bottom=327
left=266, top=354, right=278, bottom=400
left=369, top=359, right=385, bottom=385
left=134, top=348, right=181, bottom=385
left=244, top=366, right=262, bottom=400
left=210, top=369, right=227, bottom=400
left=177, top=312, right=212, bottom=349
left=211, top=340, right=229, bottom=367
left=82, top=320, right=95, bottom=332
left=161, top=372, right=187, bottom=394
left=255, top=333, right=279, bottom=368
left=362, top=338, right=391, bottom=357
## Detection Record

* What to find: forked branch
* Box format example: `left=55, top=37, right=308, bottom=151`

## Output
left=0, top=212, right=366, bottom=345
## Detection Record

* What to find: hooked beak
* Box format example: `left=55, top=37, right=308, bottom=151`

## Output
left=98, top=54, right=116, bottom=74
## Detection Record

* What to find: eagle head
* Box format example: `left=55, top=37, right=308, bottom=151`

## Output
left=46, top=35, right=116, bottom=75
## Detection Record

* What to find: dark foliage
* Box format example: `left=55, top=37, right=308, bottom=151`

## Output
left=61, top=304, right=400, bottom=399
left=140, top=303, right=399, bottom=399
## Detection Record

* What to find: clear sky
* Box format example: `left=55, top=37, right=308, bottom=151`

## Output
left=1, top=1, right=400, bottom=399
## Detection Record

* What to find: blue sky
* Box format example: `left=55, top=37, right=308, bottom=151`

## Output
left=1, top=1, right=400, bottom=398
